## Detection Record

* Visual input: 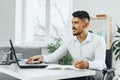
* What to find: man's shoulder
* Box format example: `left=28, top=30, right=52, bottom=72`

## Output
left=62, top=34, right=75, bottom=47
left=63, top=35, right=75, bottom=43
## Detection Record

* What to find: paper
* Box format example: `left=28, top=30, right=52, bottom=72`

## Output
left=46, top=64, right=79, bottom=70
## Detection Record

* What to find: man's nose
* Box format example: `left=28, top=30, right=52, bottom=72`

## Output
left=72, top=23, right=75, bottom=28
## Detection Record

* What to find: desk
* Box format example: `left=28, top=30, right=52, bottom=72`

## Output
left=0, top=64, right=96, bottom=80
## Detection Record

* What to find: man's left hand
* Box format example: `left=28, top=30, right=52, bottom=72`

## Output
left=74, top=60, right=89, bottom=69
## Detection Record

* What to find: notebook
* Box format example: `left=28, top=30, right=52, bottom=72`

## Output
left=9, top=39, right=48, bottom=68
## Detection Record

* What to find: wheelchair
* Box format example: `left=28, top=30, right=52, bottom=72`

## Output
left=102, top=49, right=115, bottom=80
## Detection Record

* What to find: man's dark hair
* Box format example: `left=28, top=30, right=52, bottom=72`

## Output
left=72, top=11, right=90, bottom=21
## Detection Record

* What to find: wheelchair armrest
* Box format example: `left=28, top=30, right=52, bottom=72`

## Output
left=102, top=68, right=115, bottom=75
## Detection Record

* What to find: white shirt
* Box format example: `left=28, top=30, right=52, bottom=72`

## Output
left=43, top=32, right=106, bottom=70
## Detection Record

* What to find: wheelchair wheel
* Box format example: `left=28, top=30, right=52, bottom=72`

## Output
left=104, top=72, right=115, bottom=80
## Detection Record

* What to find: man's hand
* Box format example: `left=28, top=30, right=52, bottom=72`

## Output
left=74, top=60, right=89, bottom=69
left=26, top=55, right=43, bottom=64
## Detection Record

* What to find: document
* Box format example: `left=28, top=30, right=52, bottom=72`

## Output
left=46, top=64, right=79, bottom=70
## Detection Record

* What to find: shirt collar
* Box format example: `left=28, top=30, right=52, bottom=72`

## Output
left=85, top=32, right=92, bottom=42
left=74, top=32, right=92, bottom=43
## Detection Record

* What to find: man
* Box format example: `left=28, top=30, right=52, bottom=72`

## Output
left=26, top=10, right=106, bottom=80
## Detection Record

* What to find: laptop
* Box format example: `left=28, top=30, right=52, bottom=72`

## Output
left=9, top=39, right=48, bottom=68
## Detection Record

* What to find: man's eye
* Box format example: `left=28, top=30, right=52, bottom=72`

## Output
left=75, top=22, right=79, bottom=24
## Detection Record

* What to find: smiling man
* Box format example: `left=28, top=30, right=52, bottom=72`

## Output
left=26, top=10, right=106, bottom=80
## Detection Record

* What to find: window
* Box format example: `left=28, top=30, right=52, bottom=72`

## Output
left=16, top=0, right=72, bottom=46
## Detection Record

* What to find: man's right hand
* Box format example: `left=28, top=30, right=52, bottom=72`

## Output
left=26, top=55, right=43, bottom=64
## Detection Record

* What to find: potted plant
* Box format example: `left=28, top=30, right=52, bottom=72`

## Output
left=112, top=24, right=120, bottom=76
left=47, top=38, right=73, bottom=65
left=112, top=24, right=120, bottom=61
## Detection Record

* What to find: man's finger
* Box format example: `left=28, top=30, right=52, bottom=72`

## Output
left=74, top=60, right=84, bottom=66
left=26, top=57, right=35, bottom=63
left=26, top=58, right=31, bottom=63
left=36, top=59, right=42, bottom=64
left=36, top=56, right=43, bottom=63
left=75, top=64, right=81, bottom=68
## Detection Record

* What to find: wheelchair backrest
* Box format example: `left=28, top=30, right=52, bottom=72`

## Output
left=106, top=49, right=112, bottom=68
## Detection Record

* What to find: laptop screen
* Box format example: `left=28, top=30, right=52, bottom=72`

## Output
left=9, top=39, right=48, bottom=68
left=9, top=39, right=20, bottom=67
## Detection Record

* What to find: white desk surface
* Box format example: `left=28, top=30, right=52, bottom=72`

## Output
left=0, top=63, right=96, bottom=80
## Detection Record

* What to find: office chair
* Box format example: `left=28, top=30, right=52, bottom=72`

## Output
left=102, top=49, right=115, bottom=80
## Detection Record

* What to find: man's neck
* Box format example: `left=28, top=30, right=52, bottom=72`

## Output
left=76, top=31, right=88, bottom=43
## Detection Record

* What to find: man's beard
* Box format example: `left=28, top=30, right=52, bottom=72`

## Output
left=73, top=30, right=83, bottom=36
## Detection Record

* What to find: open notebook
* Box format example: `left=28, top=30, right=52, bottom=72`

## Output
left=46, top=64, right=79, bottom=70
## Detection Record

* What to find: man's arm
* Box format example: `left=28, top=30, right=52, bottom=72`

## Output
left=42, top=43, right=68, bottom=62
left=88, top=37, right=106, bottom=70
left=74, top=37, right=106, bottom=70
left=26, top=43, right=68, bottom=64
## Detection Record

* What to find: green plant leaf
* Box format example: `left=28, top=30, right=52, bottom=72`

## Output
left=116, top=53, right=120, bottom=61
left=112, top=40, right=120, bottom=52
left=116, top=24, right=120, bottom=33
left=47, top=38, right=73, bottom=65
left=58, top=53, right=73, bottom=65
left=112, top=46, right=116, bottom=52
left=115, top=50, right=120, bottom=61
left=114, top=49, right=120, bottom=55
left=116, top=42, right=120, bottom=47
left=117, top=28, right=120, bottom=33
left=119, top=54, right=120, bottom=60
left=113, top=40, right=119, bottom=43
left=112, top=24, right=120, bottom=61
left=115, top=35, right=120, bottom=37
left=112, top=40, right=119, bottom=46
left=116, top=55, right=119, bottom=61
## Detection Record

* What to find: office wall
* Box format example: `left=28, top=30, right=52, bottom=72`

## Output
left=0, top=0, right=15, bottom=46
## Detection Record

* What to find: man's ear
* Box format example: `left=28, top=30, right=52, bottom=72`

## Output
left=84, top=22, right=89, bottom=28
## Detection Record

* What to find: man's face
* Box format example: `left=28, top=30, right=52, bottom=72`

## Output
left=72, top=17, right=85, bottom=36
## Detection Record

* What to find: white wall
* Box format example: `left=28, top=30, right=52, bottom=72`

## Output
left=0, top=0, right=15, bottom=46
